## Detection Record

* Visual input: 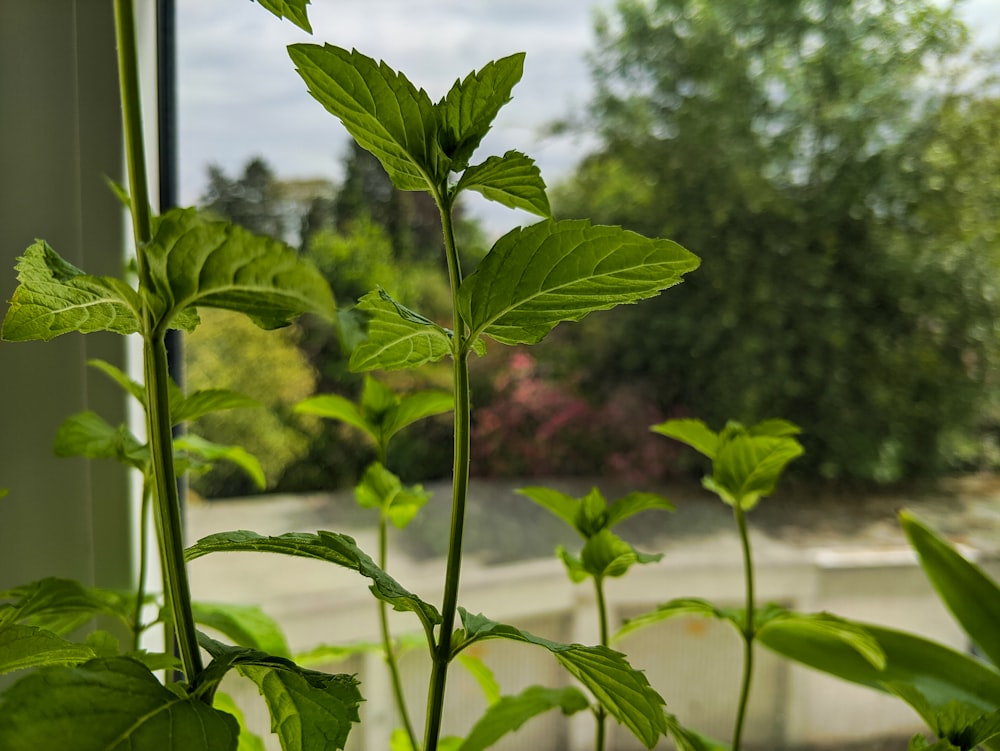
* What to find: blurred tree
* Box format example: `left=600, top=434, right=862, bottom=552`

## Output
left=553, top=0, right=1000, bottom=482
left=200, top=156, right=286, bottom=240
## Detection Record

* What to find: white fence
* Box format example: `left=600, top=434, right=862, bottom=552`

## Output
left=188, top=496, right=987, bottom=750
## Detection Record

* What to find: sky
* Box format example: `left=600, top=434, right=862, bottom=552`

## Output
left=176, top=0, right=1000, bottom=236
left=176, top=0, right=607, bottom=234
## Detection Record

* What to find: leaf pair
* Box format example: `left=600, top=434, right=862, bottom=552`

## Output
left=296, top=374, right=452, bottom=457
left=289, top=45, right=546, bottom=215
left=654, top=418, right=803, bottom=510
left=54, top=359, right=265, bottom=488
left=519, top=486, right=672, bottom=582
left=1, top=208, right=335, bottom=344
left=351, top=222, right=701, bottom=371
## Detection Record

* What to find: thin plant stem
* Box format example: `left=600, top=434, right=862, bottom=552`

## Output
left=131, top=480, right=152, bottom=651
left=377, top=507, right=419, bottom=750
left=144, top=332, right=204, bottom=682
left=114, top=0, right=203, bottom=684
left=731, top=504, right=756, bottom=751
left=423, top=189, right=470, bottom=751
left=594, top=577, right=610, bottom=751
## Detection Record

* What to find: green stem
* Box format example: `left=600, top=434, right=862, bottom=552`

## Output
left=378, top=514, right=419, bottom=750
left=594, top=577, right=609, bottom=751
left=114, top=0, right=202, bottom=684
left=423, top=190, right=470, bottom=751
left=731, top=504, right=756, bottom=751
left=131, top=479, right=152, bottom=651
left=145, top=332, right=204, bottom=682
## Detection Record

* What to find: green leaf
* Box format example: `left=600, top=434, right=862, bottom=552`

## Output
left=192, top=602, right=291, bottom=659
left=144, top=207, right=335, bottom=330
left=438, top=53, right=525, bottom=169
left=296, top=393, right=373, bottom=439
left=88, top=358, right=147, bottom=405
left=0, top=624, right=95, bottom=675
left=614, top=597, right=733, bottom=642
left=581, top=529, right=662, bottom=580
left=1, top=240, right=141, bottom=341
left=213, top=692, right=269, bottom=751
left=199, top=637, right=362, bottom=751
left=664, top=713, right=732, bottom=751
left=759, top=619, right=1000, bottom=713
left=354, top=462, right=430, bottom=528
left=887, top=683, right=1000, bottom=750
left=709, top=425, right=803, bottom=509
left=171, top=387, right=260, bottom=424
left=288, top=44, right=443, bottom=190
left=605, top=491, right=675, bottom=529
left=457, top=685, right=590, bottom=751
left=186, top=530, right=442, bottom=633
left=517, top=486, right=580, bottom=530
left=458, top=219, right=699, bottom=346
left=301, top=376, right=452, bottom=451
left=556, top=545, right=590, bottom=583
left=381, top=389, right=454, bottom=444
left=251, top=0, right=312, bottom=32
left=175, top=434, right=267, bottom=490
left=756, top=610, right=886, bottom=671
left=457, top=610, right=667, bottom=748
left=349, top=289, right=454, bottom=371
left=456, top=652, right=502, bottom=705
left=53, top=411, right=148, bottom=470
left=0, top=657, right=239, bottom=751
left=651, top=418, right=720, bottom=460
left=901, top=511, right=1000, bottom=668
left=457, top=151, right=551, bottom=218
left=0, top=577, right=133, bottom=635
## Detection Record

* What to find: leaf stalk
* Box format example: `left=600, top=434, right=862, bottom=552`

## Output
left=731, top=504, right=756, bottom=751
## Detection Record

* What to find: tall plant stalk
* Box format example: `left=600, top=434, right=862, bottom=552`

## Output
left=373, top=449, right=419, bottom=750
left=113, top=0, right=202, bottom=684
left=731, top=504, right=756, bottom=751
left=594, top=578, right=610, bottom=751
left=421, top=187, right=472, bottom=751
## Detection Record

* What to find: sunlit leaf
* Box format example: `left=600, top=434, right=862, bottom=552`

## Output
left=382, top=389, right=453, bottom=444
left=0, top=624, right=95, bottom=675
left=457, top=685, right=590, bottom=751
left=349, top=289, right=453, bottom=371
left=901, top=511, right=1000, bottom=668
left=457, top=151, right=551, bottom=218
left=289, top=44, right=443, bottom=190
left=438, top=53, right=524, bottom=169
left=1, top=240, right=141, bottom=341
left=458, top=219, right=699, bottom=346
left=0, top=657, right=239, bottom=751
left=457, top=610, right=667, bottom=748
left=144, top=207, right=335, bottom=330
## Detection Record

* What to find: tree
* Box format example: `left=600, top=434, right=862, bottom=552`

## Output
left=200, top=156, right=286, bottom=240
left=553, top=0, right=1000, bottom=482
